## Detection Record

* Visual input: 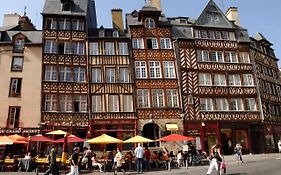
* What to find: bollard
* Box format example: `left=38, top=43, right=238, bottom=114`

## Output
left=185, top=159, right=188, bottom=169
left=36, top=167, right=39, bottom=175
left=168, top=161, right=171, bottom=171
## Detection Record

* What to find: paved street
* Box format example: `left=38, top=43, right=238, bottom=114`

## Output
left=1, top=154, right=280, bottom=175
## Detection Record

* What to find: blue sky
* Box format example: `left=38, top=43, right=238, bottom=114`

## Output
left=0, top=0, right=280, bottom=66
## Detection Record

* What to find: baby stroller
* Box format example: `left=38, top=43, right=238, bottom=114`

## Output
left=219, top=162, right=226, bottom=175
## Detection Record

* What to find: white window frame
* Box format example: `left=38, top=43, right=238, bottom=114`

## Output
left=123, top=95, right=133, bottom=112
left=106, top=67, right=115, bottom=83
left=59, top=19, right=71, bottom=30
left=92, top=68, right=102, bottom=83
left=149, top=61, right=162, bottom=78
left=132, top=38, right=144, bottom=49
left=214, top=74, right=226, bottom=86
left=200, top=98, right=213, bottom=111
left=210, top=51, right=223, bottom=62
left=59, top=66, right=72, bottom=82
left=92, top=95, right=102, bottom=112
left=229, top=98, right=243, bottom=111
left=244, top=98, right=257, bottom=111
left=147, top=37, right=158, bottom=49
left=74, top=67, right=86, bottom=82
left=151, top=89, right=164, bottom=107
left=135, top=61, right=147, bottom=78
left=45, top=94, right=57, bottom=111
left=119, top=67, right=130, bottom=83
left=105, top=42, right=115, bottom=55
left=163, top=61, right=176, bottom=78
left=45, top=65, right=57, bottom=81
left=74, top=95, right=87, bottom=112
left=239, top=52, right=250, bottom=63
left=137, top=89, right=149, bottom=108
left=243, top=74, right=254, bottom=86
left=167, top=89, right=179, bottom=107
left=44, top=40, right=57, bottom=54
left=59, top=95, right=72, bottom=112
left=215, top=98, right=228, bottom=111
left=89, top=42, right=99, bottom=55
left=15, top=39, right=25, bottom=51
left=199, top=73, right=212, bottom=86
left=118, top=42, right=128, bottom=55
left=72, top=19, right=84, bottom=31
left=225, top=51, right=238, bottom=63
left=145, top=18, right=155, bottom=29
left=160, top=38, right=172, bottom=49
left=228, top=74, right=241, bottom=86
left=64, top=41, right=72, bottom=54
left=108, top=95, right=119, bottom=112
left=73, top=42, right=84, bottom=55
left=197, top=50, right=209, bottom=62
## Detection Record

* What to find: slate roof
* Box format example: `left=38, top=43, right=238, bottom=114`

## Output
left=0, top=31, right=42, bottom=44
left=255, top=32, right=272, bottom=45
left=42, top=0, right=88, bottom=16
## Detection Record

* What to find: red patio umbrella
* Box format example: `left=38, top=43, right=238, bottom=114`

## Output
left=31, top=134, right=54, bottom=142
left=159, top=134, right=195, bottom=142
left=54, top=134, right=85, bottom=143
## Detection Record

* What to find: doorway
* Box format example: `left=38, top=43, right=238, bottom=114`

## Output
left=143, top=123, right=159, bottom=147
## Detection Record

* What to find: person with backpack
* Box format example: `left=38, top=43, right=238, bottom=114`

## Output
left=67, top=147, right=80, bottom=175
left=43, top=145, right=60, bottom=175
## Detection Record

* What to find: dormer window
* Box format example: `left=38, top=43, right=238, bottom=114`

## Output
left=113, top=29, right=119, bottom=38
left=99, top=29, right=105, bottom=37
left=62, top=3, right=71, bottom=11
left=14, top=39, right=25, bottom=52
left=145, top=18, right=155, bottom=29
left=207, top=13, right=219, bottom=22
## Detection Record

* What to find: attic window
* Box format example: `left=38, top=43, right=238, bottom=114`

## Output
left=145, top=18, right=155, bottom=29
left=180, top=19, right=187, bottom=24
left=14, top=39, right=25, bottom=52
left=99, top=29, right=105, bottom=37
left=207, top=13, right=219, bottom=22
left=113, top=30, right=119, bottom=37
left=62, top=3, right=71, bottom=11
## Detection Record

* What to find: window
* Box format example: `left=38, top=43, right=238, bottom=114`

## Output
left=163, top=61, right=176, bottom=78
left=244, top=98, right=257, bottom=111
left=228, top=74, right=241, bottom=86
left=167, top=89, right=178, bottom=107
left=106, top=67, right=115, bottom=83
left=99, top=29, right=105, bottom=37
left=120, top=68, right=129, bottom=83
left=132, top=38, right=144, bottom=49
left=229, top=32, right=236, bottom=41
left=215, top=98, right=228, bottom=111
left=239, top=52, right=250, bottom=63
left=9, top=78, right=22, bottom=96
left=45, top=18, right=57, bottom=30
left=200, top=30, right=208, bottom=39
left=14, top=39, right=25, bottom=52
left=72, top=19, right=84, bottom=30
left=225, top=52, right=238, bottom=63
left=11, top=57, right=23, bottom=71
left=7, top=107, right=20, bottom=128
left=92, top=68, right=102, bottom=83
left=214, top=74, right=226, bottom=86
left=221, top=31, right=229, bottom=40
left=199, top=73, right=212, bottom=86
left=243, top=74, right=254, bottom=86
left=200, top=98, right=213, bottom=111
left=74, top=95, right=87, bottom=112
left=152, top=89, right=164, bottom=107
left=137, top=89, right=149, bottom=108
left=208, top=31, right=215, bottom=39
left=44, top=40, right=57, bottom=53
left=59, top=66, right=72, bottom=81
left=135, top=61, right=147, bottom=78
left=147, top=38, right=158, bottom=49
left=105, top=42, right=115, bottom=55
left=89, top=42, right=99, bottom=55
left=108, top=95, right=119, bottom=112
left=209, top=51, right=223, bottom=62
left=145, top=18, right=155, bottom=29
left=45, top=94, right=57, bottom=111
left=123, top=95, right=133, bottom=112
left=160, top=38, right=172, bottom=49
left=113, top=30, right=119, bottom=37
left=229, top=98, right=243, bottom=111
left=73, top=42, right=84, bottom=55
left=74, top=67, right=86, bottom=82
left=197, top=50, right=209, bottom=62
left=207, top=13, right=219, bottom=22
left=118, top=42, right=128, bottom=55
left=214, top=31, right=221, bottom=39
left=59, top=19, right=71, bottom=30
left=59, top=95, right=72, bottom=112
left=92, top=95, right=102, bottom=112
left=58, top=41, right=71, bottom=54
left=149, top=61, right=161, bottom=78
left=45, top=65, right=57, bottom=81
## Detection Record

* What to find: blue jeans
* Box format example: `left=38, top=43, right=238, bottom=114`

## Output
left=136, top=158, right=143, bottom=173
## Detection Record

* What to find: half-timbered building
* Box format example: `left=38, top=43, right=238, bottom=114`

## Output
left=41, top=0, right=97, bottom=137
left=88, top=9, right=136, bottom=150
left=171, top=0, right=261, bottom=154
left=250, top=33, right=281, bottom=153
left=126, top=1, right=182, bottom=145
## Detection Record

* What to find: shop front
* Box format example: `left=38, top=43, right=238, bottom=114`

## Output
left=263, top=124, right=275, bottom=153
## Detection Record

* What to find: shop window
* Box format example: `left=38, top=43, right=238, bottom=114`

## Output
left=93, top=125, right=101, bottom=131
left=106, top=125, right=117, bottom=130
left=123, top=125, right=134, bottom=130
left=235, top=130, right=249, bottom=150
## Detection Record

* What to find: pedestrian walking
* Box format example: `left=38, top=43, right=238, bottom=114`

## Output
left=206, top=143, right=223, bottom=175
left=278, top=140, right=281, bottom=153
left=144, top=147, right=151, bottom=171
left=43, top=145, right=60, bottom=175
left=114, top=148, right=125, bottom=173
left=67, top=147, right=80, bottom=175
left=234, top=143, right=243, bottom=163
left=135, top=143, right=144, bottom=174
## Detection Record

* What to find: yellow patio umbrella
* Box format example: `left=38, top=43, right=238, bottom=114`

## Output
left=123, top=135, right=154, bottom=143
left=46, top=129, right=67, bottom=135
left=86, top=134, right=122, bottom=144
left=0, top=136, right=14, bottom=145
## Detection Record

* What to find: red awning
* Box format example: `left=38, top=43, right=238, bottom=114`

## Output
left=31, top=134, right=54, bottom=142
left=159, top=134, right=195, bottom=142
left=54, top=134, right=85, bottom=143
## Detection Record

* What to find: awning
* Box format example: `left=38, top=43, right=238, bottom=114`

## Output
left=166, top=124, right=179, bottom=131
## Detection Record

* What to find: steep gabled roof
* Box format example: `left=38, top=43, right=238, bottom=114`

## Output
left=42, top=0, right=88, bottom=16
left=195, top=0, right=233, bottom=28
left=255, top=32, right=272, bottom=45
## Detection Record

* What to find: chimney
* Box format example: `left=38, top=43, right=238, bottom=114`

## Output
left=150, top=0, right=162, bottom=11
left=226, top=7, right=240, bottom=26
left=3, top=13, right=20, bottom=27
left=111, top=8, right=124, bottom=32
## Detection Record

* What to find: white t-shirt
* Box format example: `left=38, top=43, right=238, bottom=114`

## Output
left=135, top=146, right=144, bottom=158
